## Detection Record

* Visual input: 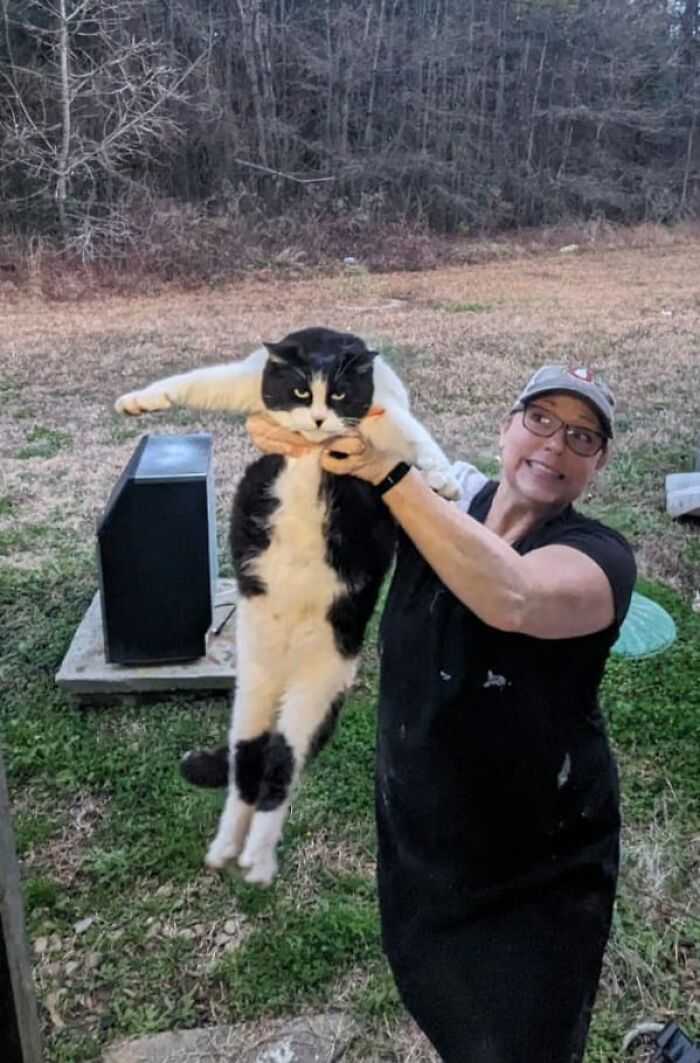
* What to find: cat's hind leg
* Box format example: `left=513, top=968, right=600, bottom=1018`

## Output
left=205, top=614, right=283, bottom=869
left=238, top=658, right=356, bottom=885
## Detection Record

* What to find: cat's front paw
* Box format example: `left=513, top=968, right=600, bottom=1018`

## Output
left=423, top=466, right=461, bottom=501
left=115, top=388, right=173, bottom=415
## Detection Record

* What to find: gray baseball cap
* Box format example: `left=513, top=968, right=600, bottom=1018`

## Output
left=512, top=364, right=616, bottom=438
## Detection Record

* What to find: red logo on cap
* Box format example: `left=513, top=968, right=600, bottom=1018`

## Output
left=567, top=366, right=594, bottom=383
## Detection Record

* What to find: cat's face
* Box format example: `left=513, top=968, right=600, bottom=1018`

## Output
left=261, top=327, right=375, bottom=440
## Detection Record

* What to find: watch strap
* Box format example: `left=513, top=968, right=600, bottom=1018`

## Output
left=375, top=461, right=412, bottom=497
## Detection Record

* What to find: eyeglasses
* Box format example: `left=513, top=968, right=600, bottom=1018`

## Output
left=520, top=404, right=607, bottom=457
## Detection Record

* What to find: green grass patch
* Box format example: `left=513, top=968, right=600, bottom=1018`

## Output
left=349, top=965, right=402, bottom=1020
left=1, top=537, right=698, bottom=1060
left=603, top=578, right=700, bottom=819
left=590, top=440, right=699, bottom=594
left=432, top=299, right=492, bottom=313
left=0, top=523, right=79, bottom=556
left=0, top=376, right=24, bottom=411
left=215, top=884, right=380, bottom=1018
left=16, top=424, right=72, bottom=459
left=375, top=338, right=426, bottom=370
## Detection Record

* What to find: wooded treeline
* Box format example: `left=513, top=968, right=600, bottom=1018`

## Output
left=1, top=0, right=698, bottom=256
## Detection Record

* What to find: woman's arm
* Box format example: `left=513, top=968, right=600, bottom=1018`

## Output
left=320, top=436, right=615, bottom=639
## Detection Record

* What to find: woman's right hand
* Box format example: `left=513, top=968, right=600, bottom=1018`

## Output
left=245, top=413, right=319, bottom=459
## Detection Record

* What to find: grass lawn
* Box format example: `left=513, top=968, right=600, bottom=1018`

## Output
left=1, top=235, right=699, bottom=1060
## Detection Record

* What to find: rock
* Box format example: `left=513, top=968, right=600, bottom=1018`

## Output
left=102, top=1012, right=359, bottom=1063
left=75, top=916, right=94, bottom=935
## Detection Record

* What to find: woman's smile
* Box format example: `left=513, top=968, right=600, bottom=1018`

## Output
left=523, top=458, right=565, bottom=480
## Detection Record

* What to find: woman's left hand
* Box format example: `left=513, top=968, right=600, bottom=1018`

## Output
left=320, top=433, right=399, bottom=486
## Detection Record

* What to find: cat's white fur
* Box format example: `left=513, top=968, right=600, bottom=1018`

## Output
left=116, top=346, right=459, bottom=884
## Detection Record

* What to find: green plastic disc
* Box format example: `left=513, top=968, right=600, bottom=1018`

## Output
left=611, top=591, right=677, bottom=659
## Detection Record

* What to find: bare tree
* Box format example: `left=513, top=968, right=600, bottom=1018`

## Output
left=0, top=0, right=203, bottom=254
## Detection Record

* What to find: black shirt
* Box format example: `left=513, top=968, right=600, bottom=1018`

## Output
left=377, top=479, right=637, bottom=890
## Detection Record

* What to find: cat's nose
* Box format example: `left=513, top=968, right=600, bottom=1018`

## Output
left=314, top=417, right=324, bottom=427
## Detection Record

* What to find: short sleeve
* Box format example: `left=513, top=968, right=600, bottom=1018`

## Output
left=553, top=519, right=637, bottom=627
left=450, top=461, right=489, bottom=514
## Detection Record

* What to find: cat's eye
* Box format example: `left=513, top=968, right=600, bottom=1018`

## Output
left=293, top=388, right=311, bottom=399
left=330, top=392, right=346, bottom=402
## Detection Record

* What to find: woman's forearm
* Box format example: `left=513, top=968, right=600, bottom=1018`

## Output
left=382, top=467, right=530, bottom=631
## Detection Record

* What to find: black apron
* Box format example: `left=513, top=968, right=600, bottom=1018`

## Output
left=376, top=482, right=621, bottom=1063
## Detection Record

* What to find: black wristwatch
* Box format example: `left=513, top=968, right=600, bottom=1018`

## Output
left=375, top=461, right=412, bottom=497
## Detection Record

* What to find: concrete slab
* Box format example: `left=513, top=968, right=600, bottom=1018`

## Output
left=102, top=1012, right=359, bottom=1063
left=666, top=472, right=700, bottom=519
left=56, top=579, right=237, bottom=696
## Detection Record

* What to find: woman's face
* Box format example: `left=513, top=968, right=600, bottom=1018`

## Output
left=498, top=392, right=609, bottom=510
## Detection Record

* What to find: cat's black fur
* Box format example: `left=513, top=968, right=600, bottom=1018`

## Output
left=182, top=328, right=396, bottom=791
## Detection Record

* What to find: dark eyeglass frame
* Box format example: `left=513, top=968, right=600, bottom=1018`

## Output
left=520, top=403, right=607, bottom=457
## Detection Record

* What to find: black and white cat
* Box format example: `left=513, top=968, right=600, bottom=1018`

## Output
left=115, top=327, right=460, bottom=884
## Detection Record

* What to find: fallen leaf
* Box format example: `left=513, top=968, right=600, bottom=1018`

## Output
left=45, top=990, right=66, bottom=1029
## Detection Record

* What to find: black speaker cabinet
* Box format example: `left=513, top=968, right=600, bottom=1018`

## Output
left=97, top=433, right=217, bottom=664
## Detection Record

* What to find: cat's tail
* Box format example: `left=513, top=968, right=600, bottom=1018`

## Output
left=180, top=746, right=229, bottom=788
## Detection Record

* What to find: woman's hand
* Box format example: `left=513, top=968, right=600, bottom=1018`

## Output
left=320, top=433, right=399, bottom=486
left=245, top=413, right=319, bottom=458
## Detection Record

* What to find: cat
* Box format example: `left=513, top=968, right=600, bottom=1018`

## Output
left=115, top=326, right=459, bottom=884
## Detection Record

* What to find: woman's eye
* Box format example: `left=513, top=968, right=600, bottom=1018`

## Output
left=571, top=428, right=594, bottom=444
left=330, top=392, right=346, bottom=402
left=293, top=388, right=310, bottom=399
left=530, top=410, right=548, bottom=423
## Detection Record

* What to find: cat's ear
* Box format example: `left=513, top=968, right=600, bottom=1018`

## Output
left=354, top=347, right=378, bottom=374
left=263, top=340, right=301, bottom=365
left=339, top=338, right=377, bottom=373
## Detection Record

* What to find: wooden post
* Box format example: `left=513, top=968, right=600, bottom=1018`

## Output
left=0, top=746, right=42, bottom=1063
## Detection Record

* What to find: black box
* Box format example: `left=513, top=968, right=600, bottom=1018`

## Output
left=97, top=434, right=217, bottom=664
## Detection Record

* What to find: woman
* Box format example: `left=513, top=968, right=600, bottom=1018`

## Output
left=247, top=363, right=636, bottom=1062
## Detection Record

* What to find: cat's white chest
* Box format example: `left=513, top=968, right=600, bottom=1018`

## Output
left=250, top=454, right=343, bottom=609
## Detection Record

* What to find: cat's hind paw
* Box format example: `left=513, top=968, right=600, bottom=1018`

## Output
left=239, top=849, right=278, bottom=886
left=424, top=466, right=461, bottom=501
left=115, top=388, right=173, bottom=415
left=180, top=747, right=229, bottom=789
left=205, top=837, right=240, bottom=870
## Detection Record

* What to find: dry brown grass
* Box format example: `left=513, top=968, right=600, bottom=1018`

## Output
left=1, top=234, right=698, bottom=596
left=21, top=791, right=107, bottom=886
